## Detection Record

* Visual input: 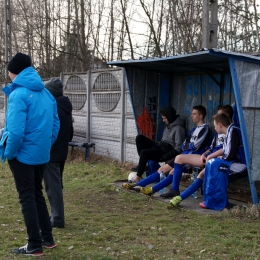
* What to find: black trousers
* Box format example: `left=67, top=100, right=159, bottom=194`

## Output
left=135, top=135, right=165, bottom=177
left=8, top=159, right=53, bottom=250
left=43, top=161, right=65, bottom=227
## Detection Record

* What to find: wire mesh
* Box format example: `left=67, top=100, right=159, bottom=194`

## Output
left=92, top=73, right=121, bottom=112
left=64, top=75, right=87, bottom=110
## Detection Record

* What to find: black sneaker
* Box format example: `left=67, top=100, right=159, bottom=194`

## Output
left=130, top=165, right=138, bottom=171
left=42, top=240, right=57, bottom=249
left=12, top=244, right=43, bottom=256
left=51, top=222, right=64, bottom=228
left=160, top=189, right=180, bottom=199
left=130, top=165, right=149, bottom=172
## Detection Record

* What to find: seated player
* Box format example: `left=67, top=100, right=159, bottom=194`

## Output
left=158, top=105, right=233, bottom=199
left=123, top=105, right=211, bottom=196
left=169, top=112, right=246, bottom=209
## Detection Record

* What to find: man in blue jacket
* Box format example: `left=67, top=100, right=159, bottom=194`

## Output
left=0, top=53, right=60, bottom=256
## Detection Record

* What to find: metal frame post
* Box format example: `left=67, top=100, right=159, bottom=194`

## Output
left=5, top=0, right=12, bottom=82
left=120, top=68, right=126, bottom=162
left=4, top=0, right=12, bottom=118
left=229, top=58, right=258, bottom=205
left=86, top=70, right=91, bottom=143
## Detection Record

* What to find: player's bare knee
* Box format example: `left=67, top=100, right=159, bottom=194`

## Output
left=175, top=154, right=182, bottom=163
left=198, top=171, right=204, bottom=179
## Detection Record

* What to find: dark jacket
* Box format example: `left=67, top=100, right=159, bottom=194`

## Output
left=50, top=95, right=73, bottom=161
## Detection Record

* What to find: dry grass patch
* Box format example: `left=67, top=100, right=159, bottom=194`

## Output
left=0, top=152, right=260, bottom=259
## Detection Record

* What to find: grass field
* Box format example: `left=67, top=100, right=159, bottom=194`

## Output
left=0, top=151, right=260, bottom=260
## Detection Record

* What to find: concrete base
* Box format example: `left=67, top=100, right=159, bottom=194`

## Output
left=114, top=180, right=249, bottom=215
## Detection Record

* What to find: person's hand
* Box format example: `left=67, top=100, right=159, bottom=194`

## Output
left=200, top=153, right=207, bottom=165
left=206, top=154, right=214, bottom=163
left=134, top=175, right=142, bottom=183
left=158, top=166, right=163, bottom=172
left=169, top=169, right=174, bottom=175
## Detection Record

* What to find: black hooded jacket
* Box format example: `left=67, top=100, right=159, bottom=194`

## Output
left=50, top=95, right=73, bottom=161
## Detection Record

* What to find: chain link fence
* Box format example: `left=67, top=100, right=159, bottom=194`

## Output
left=0, top=61, right=5, bottom=83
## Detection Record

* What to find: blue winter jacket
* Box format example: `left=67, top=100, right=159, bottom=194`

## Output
left=0, top=67, right=60, bottom=165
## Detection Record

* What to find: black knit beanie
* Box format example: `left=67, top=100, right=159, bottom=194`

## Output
left=45, top=78, right=63, bottom=98
left=7, top=52, right=32, bottom=75
left=160, top=107, right=177, bottom=124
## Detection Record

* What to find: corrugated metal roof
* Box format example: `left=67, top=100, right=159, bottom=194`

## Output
left=107, top=48, right=260, bottom=74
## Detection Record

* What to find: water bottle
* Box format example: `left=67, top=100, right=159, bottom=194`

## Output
left=191, top=172, right=198, bottom=199
left=159, top=171, right=166, bottom=195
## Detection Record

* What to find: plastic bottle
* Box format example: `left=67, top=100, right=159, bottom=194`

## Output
left=191, top=172, right=198, bottom=199
left=159, top=171, right=166, bottom=195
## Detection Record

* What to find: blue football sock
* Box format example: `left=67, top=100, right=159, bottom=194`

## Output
left=137, top=172, right=160, bottom=187
left=152, top=174, right=173, bottom=193
left=180, top=178, right=203, bottom=200
left=171, top=163, right=183, bottom=193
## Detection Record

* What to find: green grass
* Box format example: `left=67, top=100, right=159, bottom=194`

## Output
left=0, top=152, right=260, bottom=260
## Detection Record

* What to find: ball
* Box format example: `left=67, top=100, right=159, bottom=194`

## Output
left=128, top=172, right=137, bottom=182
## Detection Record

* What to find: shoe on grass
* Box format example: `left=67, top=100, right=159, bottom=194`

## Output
left=160, top=189, right=180, bottom=199
left=122, top=182, right=137, bottom=190
left=140, top=187, right=153, bottom=196
left=199, top=201, right=207, bottom=209
left=42, top=240, right=57, bottom=249
left=130, top=165, right=138, bottom=171
left=169, top=196, right=182, bottom=207
left=12, top=244, right=43, bottom=256
left=130, top=165, right=148, bottom=172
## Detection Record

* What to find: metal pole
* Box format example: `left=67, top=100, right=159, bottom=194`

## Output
left=4, top=0, right=12, bottom=116
left=229, top=58, right=258, bottom=205
left=120, top=68, right=126, bottom=162
left=5, top=0, right=12, bottom=81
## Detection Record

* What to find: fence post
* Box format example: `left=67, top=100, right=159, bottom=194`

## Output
left=229, top=58, right=258, bottom=205
left=120, top=68, right=126, bottom=162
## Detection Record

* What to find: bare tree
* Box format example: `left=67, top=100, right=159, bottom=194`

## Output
left=139, top=0, right=162, bottom=57
left=119, top=0, right=134, bottom=59
left=2, top=0, right=260, bottom=78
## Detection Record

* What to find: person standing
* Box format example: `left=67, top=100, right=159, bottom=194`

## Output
left=44, top=78, right=73, bottom=228
left=0, top=53, right=60, bottom=256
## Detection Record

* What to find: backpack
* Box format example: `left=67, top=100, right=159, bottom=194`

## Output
left=203, top=158, right=233, bottom=210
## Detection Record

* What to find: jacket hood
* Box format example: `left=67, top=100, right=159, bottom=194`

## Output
left=45, top=78, right=63, bottom=98
left=160, top=107, right=177, bottom=124
left=2, top=67, right=44, bottom=96
left=56, top=95, right=73, bottom=115
left=168, top=115, right=185, bottom=128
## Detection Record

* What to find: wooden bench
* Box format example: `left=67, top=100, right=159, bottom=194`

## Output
left=68, top=142, right=95, bottom=160
left=191, top=166, right=248, bottom=195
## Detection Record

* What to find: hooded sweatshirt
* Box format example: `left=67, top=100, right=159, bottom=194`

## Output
left=50, top=95, right=73, bottom=161
left=0, top=67, right=60, bottom=164
left=160, top=115, right=186, bottom=154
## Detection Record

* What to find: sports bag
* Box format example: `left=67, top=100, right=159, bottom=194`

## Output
left=203, top=158, right=233, bottom=210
